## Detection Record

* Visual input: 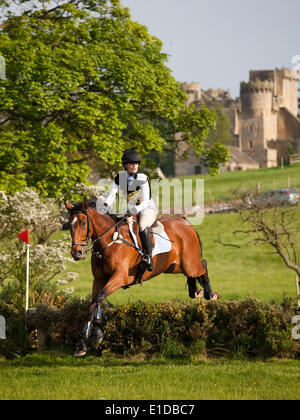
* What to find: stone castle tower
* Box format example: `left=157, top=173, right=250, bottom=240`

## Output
left=239, top=68, right=300, bottom=167
left=175, top=67, right=300, bottom=175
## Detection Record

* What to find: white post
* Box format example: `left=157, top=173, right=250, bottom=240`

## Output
left=25, top=244, right=30, bottom=313
left=0, top=316, right=5, bottom=340
left=296, top=275, right=300, bottom=308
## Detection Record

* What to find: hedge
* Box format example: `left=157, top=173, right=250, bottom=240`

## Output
left=0, top=297, right=299, bottom=359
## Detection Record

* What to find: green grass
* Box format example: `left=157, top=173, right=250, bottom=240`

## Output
left=0, top=353, right=299, bottom=400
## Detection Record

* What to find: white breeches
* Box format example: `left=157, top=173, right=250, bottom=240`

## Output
left=138, top=208, right=157, bottom=232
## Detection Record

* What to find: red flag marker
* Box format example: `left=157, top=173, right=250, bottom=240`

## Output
left=17, top=230, right=29, bottom=244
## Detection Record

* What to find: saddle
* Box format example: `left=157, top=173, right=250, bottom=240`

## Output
left=126, top=216, right=170, bottom=252
left=109, top=214, right=165, bottom=245
left=109, top=215, right=171, bottom=286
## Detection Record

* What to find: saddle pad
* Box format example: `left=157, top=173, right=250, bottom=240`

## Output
left=128, top=221, right=171, bottom=257
left=152, top=230, right=172, bottom=257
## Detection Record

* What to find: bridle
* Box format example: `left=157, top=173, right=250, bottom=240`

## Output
left=70, top=209, right=91, bottom=248
left=69, top=209, right=135, bottom=255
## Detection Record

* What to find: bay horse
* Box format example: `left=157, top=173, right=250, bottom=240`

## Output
left=65, top=199, right=219, bottom=356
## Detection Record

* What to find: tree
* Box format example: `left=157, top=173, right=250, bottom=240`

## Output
left=216, top=191, right=300, bottom=302
left=205, top=101, right=233, bottom=145
left=0, top=0, right=227, bottom=197
left=0, top=188, right=61, bottom=242
left=0, top=187, right=78, bottom=317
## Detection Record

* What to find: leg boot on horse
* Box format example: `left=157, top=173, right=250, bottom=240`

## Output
left=74, top=301, right=105, bottom=357
left=187, top=277, right=204, bottom=299
left=197, top=260, right=219, bottom=300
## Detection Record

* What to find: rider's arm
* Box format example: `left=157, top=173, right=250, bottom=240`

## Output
left=138, top=179, right=151, bottom=212
left=104, top=182, right=119, bottom=208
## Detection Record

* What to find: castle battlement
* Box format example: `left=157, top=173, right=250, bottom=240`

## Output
left=240, top=80, right=273, bottom=94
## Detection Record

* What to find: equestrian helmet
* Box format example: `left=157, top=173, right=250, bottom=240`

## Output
left=122, top=149, right=141, bottom=165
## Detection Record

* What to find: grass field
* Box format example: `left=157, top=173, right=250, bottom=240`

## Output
left=0, top=353, right=299, bottom=400
left=2, top=165, right=300, bottom=401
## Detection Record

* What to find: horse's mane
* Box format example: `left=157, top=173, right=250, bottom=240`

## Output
left=71, top=198, right=97, bottom=213
left=70, top=199, right=115, bottom=223
left=70, top=198, right=125, bottom=228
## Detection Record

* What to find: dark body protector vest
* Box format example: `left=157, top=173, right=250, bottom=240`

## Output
left=114, top=171, right=151, bottom=205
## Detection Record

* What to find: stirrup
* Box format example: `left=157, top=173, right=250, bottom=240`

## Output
left=142, top=254, right=153, bottom=271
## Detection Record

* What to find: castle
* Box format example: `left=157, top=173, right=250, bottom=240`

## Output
left=175, top=67, right=300, bottom=176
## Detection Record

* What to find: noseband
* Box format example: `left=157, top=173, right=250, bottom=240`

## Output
left=70, top=209, right=91, bottom=248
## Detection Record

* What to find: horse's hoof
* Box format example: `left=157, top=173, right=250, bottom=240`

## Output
left=74, top=350, right=87, bottom=357
left=195, top=289, right=204, bottom=298
left=211, top=292, right=220, bottom=300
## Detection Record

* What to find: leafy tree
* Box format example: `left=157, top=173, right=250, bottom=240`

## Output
left=0, top=0, right=227, bottom=197
left=205, top=101, right=233, bottom=145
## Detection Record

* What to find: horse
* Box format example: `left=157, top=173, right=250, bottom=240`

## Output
left=65, top=198, right=219, bottom=356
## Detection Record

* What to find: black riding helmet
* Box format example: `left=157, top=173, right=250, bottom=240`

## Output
left=122, top=149, right=141, bottom=166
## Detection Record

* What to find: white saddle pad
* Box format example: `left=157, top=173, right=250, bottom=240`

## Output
left=152, top=230, right=172, bottom=257
left=127, top=219, right=171, bottom=257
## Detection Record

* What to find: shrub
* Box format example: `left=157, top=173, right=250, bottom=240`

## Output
left=0, top=279, right=72, bottom=358
left=0, top=297, right=294, bottom=360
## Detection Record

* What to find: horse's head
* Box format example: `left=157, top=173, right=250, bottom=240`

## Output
left=65, top=198, right=92, bottom=261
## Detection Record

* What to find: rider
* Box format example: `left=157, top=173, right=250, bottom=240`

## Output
left=102, top=149, right=157, bottom=271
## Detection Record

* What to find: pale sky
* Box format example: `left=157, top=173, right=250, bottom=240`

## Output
left=122, top=0, right=300, bottom=98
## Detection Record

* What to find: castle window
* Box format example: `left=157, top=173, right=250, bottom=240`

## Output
left=195, top=165, right=202, bottom=174
left=250, top=140, right=253, bottom=149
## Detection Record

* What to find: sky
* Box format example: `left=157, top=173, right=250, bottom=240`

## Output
left=122, top=0, right=300, bottom=98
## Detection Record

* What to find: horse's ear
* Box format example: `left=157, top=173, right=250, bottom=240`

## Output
left=65, top=201, right=73, bottom=212
left=83, top=198, right=89, bottom=210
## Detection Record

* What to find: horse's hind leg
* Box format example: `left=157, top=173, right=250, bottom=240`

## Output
left=187, top=277, right=204, bottom=299
left=197, top=260, right=219, bottom=300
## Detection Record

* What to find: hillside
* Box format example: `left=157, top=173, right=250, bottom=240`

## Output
left=190, top=163, right=300, bottom=204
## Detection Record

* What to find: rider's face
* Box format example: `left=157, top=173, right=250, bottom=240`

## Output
left=126, top=162, right=139, bottom=175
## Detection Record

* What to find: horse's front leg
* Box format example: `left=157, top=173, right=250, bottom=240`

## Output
left=95, top=269, right=127, bottom=310
left=75, top=271, right=127, bottom=357
left=74, top=302, right=97, bottom=357
left=74, top=276, right=106, bottom=357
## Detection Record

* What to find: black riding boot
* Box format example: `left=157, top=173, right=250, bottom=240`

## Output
left=140, top=227, right=153, bottom=271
